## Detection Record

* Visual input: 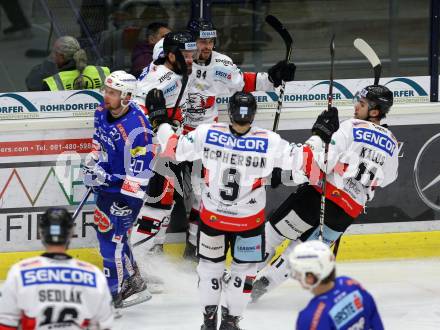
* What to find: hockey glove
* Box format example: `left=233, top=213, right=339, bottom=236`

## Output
left=110, top=201, right=135, bottom=241
left=312, top=107, right=340, bottom=144
left=145, top=88, right=168, bottom=128
left=270, top=167, right=283, bottom=188
left=82, top=163, right=111, bottom=193
left=268, top=60, right=296, bottom=88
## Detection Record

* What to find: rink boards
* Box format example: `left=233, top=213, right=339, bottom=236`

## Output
left=1, top=94, right=440, bottom=279
left=1, top=229, right=440, bottom=279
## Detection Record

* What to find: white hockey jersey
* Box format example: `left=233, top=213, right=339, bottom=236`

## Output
left=135, top=64, right=188, bottom=123
left=304, top=118, right=399, bottom=217
left=185, top=51, right=274, bottom=132
left=0, top=253, right=113, bottom=330
left=174, top=123, right=304, bottom=232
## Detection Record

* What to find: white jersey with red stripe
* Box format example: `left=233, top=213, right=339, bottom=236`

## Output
left=185, top=51, right=274, bottom=132
left=0, top=254, right=113, bottom=330
left=304, top=118, right=399, bottom=217
left=174, top=122, right=305, bottom=232
left=135, top=64, right=188, bottom=123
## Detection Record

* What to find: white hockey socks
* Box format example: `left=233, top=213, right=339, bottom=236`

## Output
left=197, top=259, right=225, bottom=311
left=257, top=222, right=286, bottom=272
left=224, top=261, right=257, bottom=317
left=257, top=240, right=300, bottom=292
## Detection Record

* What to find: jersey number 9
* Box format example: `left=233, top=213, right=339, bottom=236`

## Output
left=220, top=168, right=240, bottom=201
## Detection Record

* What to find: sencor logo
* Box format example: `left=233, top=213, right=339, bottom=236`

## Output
left=205, top=130, right=268, bottom=153
left=353, top=128, right=396, bottom=156
left=21, top=267, right=97, bottom=287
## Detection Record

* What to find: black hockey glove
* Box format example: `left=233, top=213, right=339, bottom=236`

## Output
left=312, top=107, right=339, bottom=144
left=268, top=60, right=296, bottom=88
left=270, top=167, right=283, bottom=189
left=145, top=88, right=168, bottom=128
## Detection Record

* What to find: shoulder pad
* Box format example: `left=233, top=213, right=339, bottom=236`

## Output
left=19, top=257, right=43, bottom=268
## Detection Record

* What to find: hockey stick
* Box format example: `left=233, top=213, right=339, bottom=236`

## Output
left=332, top=39, right=383, bottom=256
left=132, top=231, right=156, bottom=248
left=133, top=52, right=189, bottom=249
left=171, top=49, right=189, bottom=120
left=265, top=15, right=293, bottom=132
left=354, top=38, right=382, bottom=85
left=72, top=187, right=92, bottom=222
left=318, top=35, right=336, bottom=242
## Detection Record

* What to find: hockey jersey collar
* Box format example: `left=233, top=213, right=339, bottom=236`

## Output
left=42, top=252, right=72, bottom=260
left=229, top=124, right=251, bottom=137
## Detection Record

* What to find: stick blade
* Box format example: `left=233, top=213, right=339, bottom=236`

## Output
left=354, top=38, right=381, bottom=84
left=265, top=14, right=293, bottom=45
left=265, top=15, right=283, bottom=32
left=354, top=38, right=381, bottom=67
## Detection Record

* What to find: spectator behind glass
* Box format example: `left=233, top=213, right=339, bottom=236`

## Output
left=131, top=22, right=170, bottom=77
left=26, top=36, right=110, bottom=91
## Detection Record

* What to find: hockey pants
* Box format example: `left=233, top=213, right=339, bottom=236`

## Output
left=94, top=192, right=140, bottom=297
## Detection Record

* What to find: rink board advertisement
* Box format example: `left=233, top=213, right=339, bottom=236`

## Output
left=0, top=76, right=431, bottom=120
left=0, top=129, right=97, bottom=252
left=216, top=75, right=430, bottom=109
left=0, top=90, right=102, bottom=120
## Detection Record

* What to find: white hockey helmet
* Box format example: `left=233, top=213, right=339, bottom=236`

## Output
left=153, top=38, right=165, bottom=61
left=104, top=70, right=137, bottom=99
left=288, top=240, right=336, bottom=290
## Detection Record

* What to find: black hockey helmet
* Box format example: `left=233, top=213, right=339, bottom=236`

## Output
left=359, top=85, right=393, bottom=118
left=163, top=31, right=197, bottom=55
left=228, top=91, right=257, bottom=125
left=187, top=18, right=217, bottom=40
left=39, top=208, right=74, bottom=246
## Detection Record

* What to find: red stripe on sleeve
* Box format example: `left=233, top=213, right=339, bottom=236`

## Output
left=242, top=72, right=257, bottom=93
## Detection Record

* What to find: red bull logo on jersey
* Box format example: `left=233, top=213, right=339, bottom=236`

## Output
left=21, top=267, right=97, bottom=287
left=94, top=207, right=112, bottom=233
left=206, top=130, right=268, bottom=153
left=353, top=128, right=396, bottom=156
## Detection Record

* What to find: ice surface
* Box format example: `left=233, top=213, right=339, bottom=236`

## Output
left=115, top=258, right=440, bottom=330
left=1, top=257, right=438, bottom=329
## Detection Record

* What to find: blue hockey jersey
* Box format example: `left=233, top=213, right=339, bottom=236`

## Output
left=92, top=102, right=153, bottom=203
left=296, top=276, right=384, bottom=330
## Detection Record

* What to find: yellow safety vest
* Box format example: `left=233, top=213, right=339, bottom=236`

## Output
left=43, top=65, right=110, bottom=91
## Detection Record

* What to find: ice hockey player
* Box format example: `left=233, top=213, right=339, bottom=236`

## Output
left=182, top=18, right=297, bottom=260
left=150, top=91, right=308, bottom=330
left=289, top=240, right=384, bottom=330
left=130, top=31, right=197, bottom=257
left=82, top=70, right=154, bottom=308
left=136, top=30, right=196, bottom=120
left=184, top=18, right=295, bottom=133
left=0, top=208, right=114, bottom=330
left=251, top=85, right=399, bottom=302
left=137, top=37, right=165, bottom=82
